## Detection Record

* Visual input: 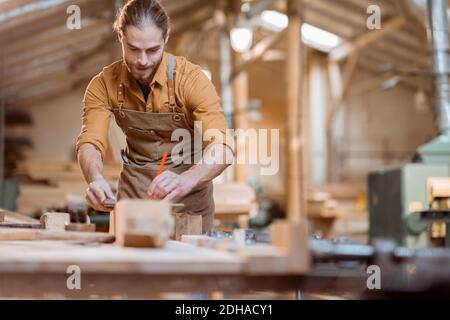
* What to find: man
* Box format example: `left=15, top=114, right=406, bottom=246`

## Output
left=76, top=0, right=234, bottom=233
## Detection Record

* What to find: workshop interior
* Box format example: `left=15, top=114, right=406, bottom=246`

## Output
left=0, top=0, right=450, bottom=301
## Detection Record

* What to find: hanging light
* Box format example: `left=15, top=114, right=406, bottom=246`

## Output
left=260, top=10, right=288, bottom=32
left=301, top=23, right=342, bottom=52
left=230, top=27, right=253, bottom=53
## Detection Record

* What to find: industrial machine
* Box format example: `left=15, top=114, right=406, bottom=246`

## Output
left=369, top=0, right=450, bottom=248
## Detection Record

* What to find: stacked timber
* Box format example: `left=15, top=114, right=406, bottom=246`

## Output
left=15, top=161, right=120, bottom=216
left=307, top=182, right=368, bottom=242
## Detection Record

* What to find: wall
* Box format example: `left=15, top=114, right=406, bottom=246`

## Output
left=333, top=68, right=437, bottom=182
left=24, top=85, right=87, bottom=162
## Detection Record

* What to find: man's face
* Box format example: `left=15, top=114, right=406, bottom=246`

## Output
left=121, top=24, right=167, bottom=86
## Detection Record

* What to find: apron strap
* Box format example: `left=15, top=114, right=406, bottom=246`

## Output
left=167, top=54, right=176, bottom=111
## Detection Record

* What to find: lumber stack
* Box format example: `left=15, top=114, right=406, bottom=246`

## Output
left=306, top=192, right=338, bottom=238
left=16, top=161, right=120, bottom=184
left=213, top=182, right=257, bottom=225
left=307, top=183, right=368, bottom=241
left=15, top=161, right=120, bottom=215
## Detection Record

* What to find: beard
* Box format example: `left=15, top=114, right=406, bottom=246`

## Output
left=124, top=58, right=160, bottom=86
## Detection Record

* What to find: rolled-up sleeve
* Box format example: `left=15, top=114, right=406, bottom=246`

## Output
left=76, top=74, right=111, bottom=159
left=183, top=68, right=234, bottom=154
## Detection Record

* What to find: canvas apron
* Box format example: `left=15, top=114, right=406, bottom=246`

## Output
left=110, top=54, right=214, bottom=234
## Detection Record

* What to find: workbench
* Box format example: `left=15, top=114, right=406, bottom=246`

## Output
left=0, top=240, right=368, bottom=299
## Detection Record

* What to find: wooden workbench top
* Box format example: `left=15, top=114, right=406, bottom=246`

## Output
left=0, top=240, right=243, bottom=274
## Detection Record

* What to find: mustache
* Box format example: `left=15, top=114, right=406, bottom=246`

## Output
left=124, top=60, right=154, bottom=71
left=135, top=65, right=154, bottom=70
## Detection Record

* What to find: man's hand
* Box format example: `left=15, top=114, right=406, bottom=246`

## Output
left=85, top=177, right=116, bottom=212
left=148, top=171, right=198, bottom=202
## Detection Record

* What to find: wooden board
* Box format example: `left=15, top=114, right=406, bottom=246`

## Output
left=0, top=228, right=114, bottom=243
left=0, top=210, right=41, bottom=228
left=0, top=240, right=242, bottom=274
left=0, top=223, right=42, bottom=229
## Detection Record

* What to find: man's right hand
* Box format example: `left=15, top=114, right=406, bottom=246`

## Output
left=85, top=177, right=116, bottom=212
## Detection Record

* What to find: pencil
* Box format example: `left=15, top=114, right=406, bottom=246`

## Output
left=149, top=151, right=168, bottom=200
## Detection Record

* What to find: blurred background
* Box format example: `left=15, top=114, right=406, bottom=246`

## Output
left=0, top=0, right=441, bottom=243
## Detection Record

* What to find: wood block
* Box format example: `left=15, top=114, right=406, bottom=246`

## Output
left=269, top=219, right=311, bottom=274
left=65, top=223, right=96, bottom=232
left=115, top=199, right=174, bottom=248
left=174, top=213, right=202, bottom=240
left=40, top=212, right=70, bottom=231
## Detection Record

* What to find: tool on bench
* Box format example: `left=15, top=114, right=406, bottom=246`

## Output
left=103, top=198, right=116, bottom=209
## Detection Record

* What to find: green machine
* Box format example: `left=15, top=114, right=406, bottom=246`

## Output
left=368, top=0, right=450, bottom=249
left=368, top=148, right=450, bottom=248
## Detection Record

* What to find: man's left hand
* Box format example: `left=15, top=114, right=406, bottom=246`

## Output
left=148, top=170, right=197, bottom=201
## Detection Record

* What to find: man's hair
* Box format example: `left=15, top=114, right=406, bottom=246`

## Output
left=113, top=0, right=170, bottom=39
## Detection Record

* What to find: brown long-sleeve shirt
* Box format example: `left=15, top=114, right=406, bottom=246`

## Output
left=76, top=51, right=233, bottom=159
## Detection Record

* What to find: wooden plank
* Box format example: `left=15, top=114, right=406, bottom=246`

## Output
left=230, top=31, right=285, bottom=81
left=286, top=0, right=306, bottom=221
left=0, top=241, right=242, bottom=274
left=0, top=209, right=40, bottom=225
left=0, top=223, right=42, bottom=229
left=329, top=16, right=406, bottom=62
left=0, top=228, right=114, bottom=243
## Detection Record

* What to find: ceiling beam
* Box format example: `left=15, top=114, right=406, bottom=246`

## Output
left=4, top=38, right=107, bottom=87
left=171, top=6, right=214, bottom=37
left=305, top=0, right=368, bottom=28
left=7, top=53, right=108, bottom=106
left=394, top=0, right=427, bottom=42
left=245, top=0, right=277, bottom=18
left=303, top=6, right=356, bottom=39
left=329, top=16, right=406, bottom=62
left=230, top=30, right=286, bottom=81
left=1, top=0, right=109, bottom=45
